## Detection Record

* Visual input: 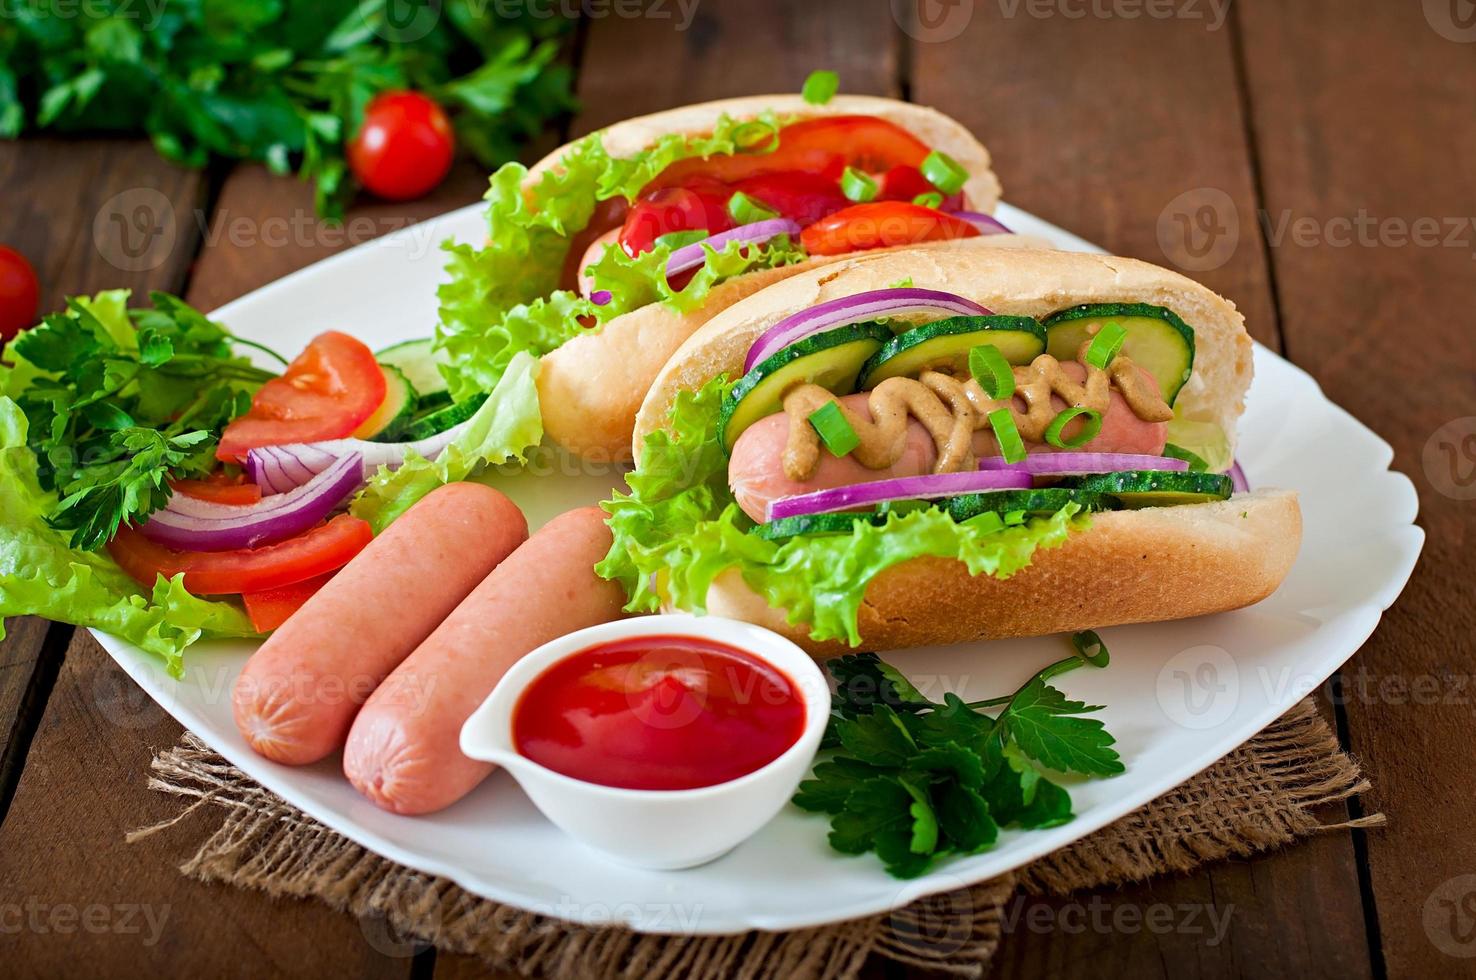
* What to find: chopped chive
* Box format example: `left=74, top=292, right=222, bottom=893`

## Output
left=809, top=402, right=861, bottom=457
left=841, top=166, right=878, bottom=203
left=964, top=510, right=1005, bottom=533
left=911, top=191, right=944, bottom=209
left=732, top=119, right=780, bottom=153
left=968, top=344, right=1015, bottom=400
left=921, top=150, right=967, bottom=194
left=1163, top=442, right=1209, bottom=472
left=1043, top=406, right=1104, bottom=448
left=802, top=69, right=840, bottom=105
left=988, top=409, right=1026, bottom=463
left=1084, top=321, right=1128, bottom=370
left=727, top=191, right=778, bottom=225
left=1003, top=509, right=1028, bottom=526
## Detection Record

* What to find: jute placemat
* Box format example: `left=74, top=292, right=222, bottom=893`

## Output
left=130, top=698, right=1380, bottom=979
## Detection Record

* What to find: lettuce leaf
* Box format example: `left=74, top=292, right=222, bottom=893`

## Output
left=435, top=111, right=798, bottom=401
left=0, top=397, right=256, bottom=677
left=351, top=351, right=543, bottom=533
left=585, top=234, right=807, bottom=321
left=597, top=379, right=1088, bottom=646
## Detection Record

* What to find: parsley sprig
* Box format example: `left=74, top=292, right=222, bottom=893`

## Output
left=6, top=291, right=280, bottom=550
left=793, top=632, right=1123, bottom=878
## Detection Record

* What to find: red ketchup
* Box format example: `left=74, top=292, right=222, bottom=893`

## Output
left=511, top=635, right=807, bottom=791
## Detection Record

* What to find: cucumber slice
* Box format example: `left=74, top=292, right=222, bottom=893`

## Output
left=415, top=390, right=454, bottom=413
left=1042, top=303, right=1195, bottom=405
left=376, top=338, right=448, bottom=397
left=945, top=488, right=1115, bottom=522
left=719, top=322, right=893, bottom=451
left=1070, top=470, right=1233, bottom=508
left=354, top=365, right=419, bottom=440
left=857, top=315, right=1046, bottom=388
left=750, top=511, right=888, bottom=542
left=396, top=392, right=489, bottom=442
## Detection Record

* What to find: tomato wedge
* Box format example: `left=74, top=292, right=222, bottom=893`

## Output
left=172, top=475, right=263, bottom=506
left=217, top=332, right=385, bottom=464
left=109, top=515, right=372, bottom=595
left=242, top=572, right=335, bottom=632
left=619, top=177, right=735, bottom=256
left=876, top=165, right=964, bottom=210
left=732, top=171, right=850, bottom=227
left=800, top=202, right=981, bottom=256
left=644, top=116, right=928, bottom=192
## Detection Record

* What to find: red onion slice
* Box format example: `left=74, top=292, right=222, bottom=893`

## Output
left=948, top=210, right=1013, bottom=236
left=744, top=288, right=993, bottom=373
left=665, top=219, right=802, bottom=278
left=977, top=453, right=1190, bottom=477
left=245, top=420, right=468, bottom=495
left=139, top=453, right=362, bottom=552
left=766, top=469, right=1032, bottom=522
left=1228, top=460, right=1249, bottom=493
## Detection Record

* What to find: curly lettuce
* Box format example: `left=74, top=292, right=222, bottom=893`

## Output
left=436, top=111, right=799, bottom=401
left=0, top=398, right=255, bottom=677
left=597, top=379, right=1088, bottom=646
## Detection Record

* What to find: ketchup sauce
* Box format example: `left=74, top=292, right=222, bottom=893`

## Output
left=511, top=635, right=807, bottom=791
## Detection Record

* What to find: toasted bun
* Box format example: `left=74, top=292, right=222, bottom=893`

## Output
left=635, top=247, right=1254, bottom=458
left=699, top=489, right=1301, bottom=655
left=533, top=94, right=1011, bottom=461
left=634, top=246, right=1295, bottom=652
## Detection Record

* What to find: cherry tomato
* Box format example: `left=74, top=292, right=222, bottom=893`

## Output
left=618, top=177, right=735, bottom=256
left=171, top=475, right=263, bottom=506
left=217, top=331, right=386, bottom=463
left=876, top=165, right=964, bottom=210
left=241, top=571, right=335, bottom=632
left=645, top=116, right=928, bottom=192
left=109, top=515, right=371, bottom=595
left=347, top=91, right=455, bottom=202
left=732, top=171, right=850, bottom=227
left=0, top=245, right=40, bottom=344
left=800, top=202, right=981, bottom=256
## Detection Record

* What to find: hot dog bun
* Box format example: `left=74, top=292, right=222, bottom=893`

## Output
left=531, top=94, right=1028, bottom=462
left=632, top=246, right=1301, bottom=653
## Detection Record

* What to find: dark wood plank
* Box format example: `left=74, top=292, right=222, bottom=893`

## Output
left=0, top=138, right=209, bottom=823
left=1237, top=0, right=1476, bottom=974
left=910, top=8, right=1372, bottom=979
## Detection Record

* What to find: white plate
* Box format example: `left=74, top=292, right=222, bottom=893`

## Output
left=92, top=203, right=1423, bottom=934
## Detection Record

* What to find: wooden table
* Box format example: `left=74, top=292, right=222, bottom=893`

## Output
left=1, top=1, right=1470, bottom=976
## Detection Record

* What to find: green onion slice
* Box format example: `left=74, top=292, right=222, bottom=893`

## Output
left=911, top=191, right=944, bottom=209
left=968, top=344, right=1015, bottom=400
left=841, top=166, right=878, bottom=203
left=802, top=69, right=840, bottom=105
left=727, top=191, right=779, bottom=225
left=921, top=150, right=968, bottom=194
left=1043, top=406, right=1104, bottom=449
left=964, top=510, right=1006, bottom=534
left=732, top=119, right=780, bottom=153
left=654, top=229, right=708, bottom=251
left=808, top=402, right=861, bottom=457
left=1083, top=321, right=1128, bottom=370
left=1162, top=442, right=1210, bottom=472
left=988, top=409, right=1026, bottom=464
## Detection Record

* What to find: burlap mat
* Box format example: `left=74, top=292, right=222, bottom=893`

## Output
left=131, top=697, right=1380, bottom=979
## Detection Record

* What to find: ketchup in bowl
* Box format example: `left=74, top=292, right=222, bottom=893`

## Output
left=511, top=635, right=807, bottom=791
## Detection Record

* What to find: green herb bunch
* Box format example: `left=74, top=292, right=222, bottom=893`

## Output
left=0, top=0, right=576, bottom=216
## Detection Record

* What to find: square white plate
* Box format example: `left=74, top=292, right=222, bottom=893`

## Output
left=92, top=203, right=1423, bottom=934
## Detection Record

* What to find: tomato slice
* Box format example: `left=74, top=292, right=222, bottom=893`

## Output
left=108, top=515, right=372, bottom=595
left=217, top=332, right=385, bottom=464
left=172, top=474, right=263, bottom=506
left=618, top=177, right=735, bottom=256
left=800, top=202, right=981, bottom=256
left=732, top=171, right=850, bottom=227
left=876, top=165, right=964, bottom=210
left=645, top=116, right=929, bottom=192
left=242, top=571, right=335, bottom=632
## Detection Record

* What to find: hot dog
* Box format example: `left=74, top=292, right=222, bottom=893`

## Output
left=343, top=506, right=629, bottom=814
left=729, top=362, right=1167, bottom=522
left=232, top=482, right=527, bottom=765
